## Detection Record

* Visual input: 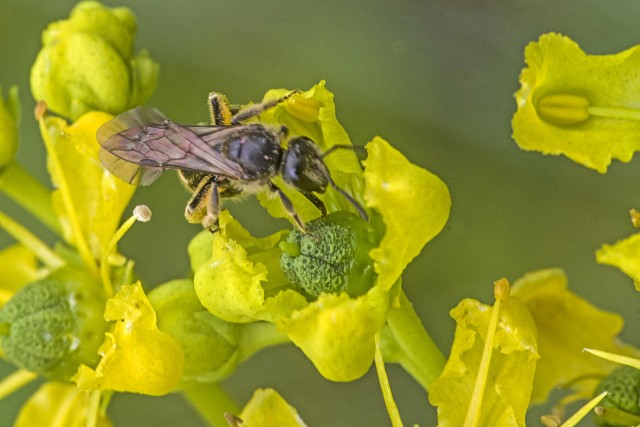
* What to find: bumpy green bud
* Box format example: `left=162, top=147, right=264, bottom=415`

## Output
left=0, top=266, right=108, bottom=380
left=280, top=211, right=378, bottom=298
left=30, top=1, right=158, bottom=120
left=0, top=85, right=20, bottom=168
left=148, top=279, right=240, bottom=383
left=594, top=365, right=640, bottom=426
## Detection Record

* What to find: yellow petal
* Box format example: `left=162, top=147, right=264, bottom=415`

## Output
left=597, top=231, right=640, bottom=288
left=239, top=388, right=307, bottom=427
left=511, top=269, right=638, bottom=404
left=364, top=137, right=451, bottom=291
left=40, top=111, right=135, bottom=260
left=0, top=245, right=39, bottom=306
left=277, top=288, right=390, bottom=382
left=15, top=382, right=111, bottom=427
left=72, top=282, right=184, bottom=395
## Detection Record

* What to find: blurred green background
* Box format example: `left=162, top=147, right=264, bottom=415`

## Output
left=2, top=1, right=640, bottom=426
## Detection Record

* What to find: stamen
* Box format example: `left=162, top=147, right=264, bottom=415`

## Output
left=100, top=205, right=152, bottom=296
left=374, top=332, right=403, bottom=427
left=0, top=209, right=64, bottom=269
left=0, top=369, right=38, bottom=400
left=463, top=278, right=510, bottom=427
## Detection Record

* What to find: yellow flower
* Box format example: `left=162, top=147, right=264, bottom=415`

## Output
left=512, top=33, right=640, bottom=172
left=429, top=279, right=539, bottom=426
left=191, top=82, right=451, bottom=382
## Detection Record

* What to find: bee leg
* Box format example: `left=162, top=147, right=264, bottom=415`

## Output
left=268, top=181, right=306, bottom=231
left=185, top=176, right=220, bottom=231
left=208, top=92, right=234, bottom=126
left=203, top=179, right=221, bottom=231
left=231, top=90, right=301, bottom=124
left=300, top=191, right=327, bottom=216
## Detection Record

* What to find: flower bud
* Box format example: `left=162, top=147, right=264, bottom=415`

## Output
left=280, top=211, right=378, bottom=298
left=0, top=266, right=108, bottom=380
left=0, top=85, right=19, bottom=168
left=30, top=1, right=158, bottom=120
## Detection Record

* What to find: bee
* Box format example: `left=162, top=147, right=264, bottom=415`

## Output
left=97, top=91, right=367, bottom=230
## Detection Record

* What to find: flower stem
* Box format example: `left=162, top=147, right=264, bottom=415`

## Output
left=0, top=369, right=38, bottom=400
left=0, top=209, right=64, bottom=269
left=182, top=382, right=240, bottom=427
left=238, top=321, right=290, bottom=362
left=384, top=289, right=445, bottom=391
left=0, top=161, right=60, bottom=234
left=374, top=332, right=404, bottom=427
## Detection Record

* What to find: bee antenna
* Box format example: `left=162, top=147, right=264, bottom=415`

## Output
left=326, top=175, right=369, bottom=221
left=321, top=144, right=366, bottom=159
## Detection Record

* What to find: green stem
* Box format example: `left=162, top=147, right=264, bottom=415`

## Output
left=384, top=289, right=445, bottom=391
left=0, top=161, right=60, bottom=234
left=238, top=321, right=290, bottom=362
left=182, top=382, right=240, bottom=427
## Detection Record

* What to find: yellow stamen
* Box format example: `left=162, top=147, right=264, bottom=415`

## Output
left=559, top=391, right=607, bottom=427
left=85, top=390, right=102, bottom=427
left=100, top=205, right=151, bottom=296
left=374, top=332, right=403, bottom=427
left=0, top=209, right=64, bottom=269
left=584, top=347, right=640, bottom=369
left=463, top=278, right=510, bottom=427
left=0, top=369, right=38, bottom=400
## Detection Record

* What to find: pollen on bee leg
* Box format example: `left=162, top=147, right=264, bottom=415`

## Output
left=133, top=205, right=152, bottom=222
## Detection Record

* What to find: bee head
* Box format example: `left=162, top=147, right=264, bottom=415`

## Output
left=281, top=137, right=330, bottom=193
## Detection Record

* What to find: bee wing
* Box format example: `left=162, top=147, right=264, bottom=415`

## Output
left=97, top=107, right=245, bottom=186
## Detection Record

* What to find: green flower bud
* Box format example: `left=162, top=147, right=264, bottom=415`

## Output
left=594, top=365, right=640, bottom=426
left=0, top=85, right=20, bottom=168
left=280, top=211, right=378, bottom=298
left=0, top=266, right=108, bottom=380
left=30, top=1, right=158, bottom=120
left=148, top=279, right=240, bottom=383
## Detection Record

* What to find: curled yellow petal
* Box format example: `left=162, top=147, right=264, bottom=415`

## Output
left=277, top=288, right=390, bottom=382
left=72, top=282, right=184, bottom=395
left=239, top=388, right=307, bottom=427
